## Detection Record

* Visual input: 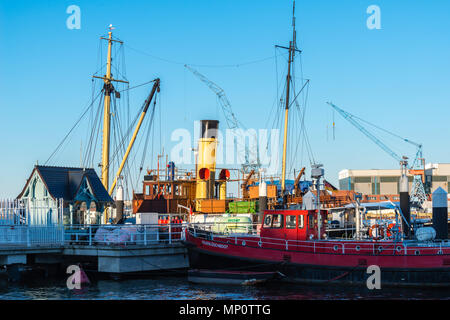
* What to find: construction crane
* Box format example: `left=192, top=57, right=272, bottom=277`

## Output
left=293, top=167, right=306, bottom=196
left=327, top=102, right=427, bottom=207
left=241, top=169, right=256, bottom=199
left=185, top=65, right=260, bottom=174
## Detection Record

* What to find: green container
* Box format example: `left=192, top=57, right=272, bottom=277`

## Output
left=228, top=201, right=259, bottom=213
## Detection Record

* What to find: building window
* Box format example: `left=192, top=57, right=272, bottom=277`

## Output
left=380, top=177, right=398, bottom=183
left=263, top=214, right=283, bottom=228
left=272, top=214, right=283, bottom=228
left=263, top=215, right=273, bottom=228
left=298, top=215, right=304, bottom=229
left=286, top=215, right=296, bottom=229
left=309, top=215, right=315, bottom=229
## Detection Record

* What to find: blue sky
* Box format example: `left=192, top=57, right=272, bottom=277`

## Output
left=1, top=0, right=450, bottom=198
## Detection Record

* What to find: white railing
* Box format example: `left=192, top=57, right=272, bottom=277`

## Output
left=0, top=225, right=65, bottom=246
left=0, top=199, right=26, bottom=225
left=0, top=198, right=64, bottom=246
left=0, top=198, right=63, bottom=226
left=64, top=223, right=186, bottom=246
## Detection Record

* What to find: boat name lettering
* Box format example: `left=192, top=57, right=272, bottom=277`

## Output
left=202, top=240, right=228, bottom=249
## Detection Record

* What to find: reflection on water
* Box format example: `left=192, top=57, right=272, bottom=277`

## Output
left=0, top=276, right=449, bottom=300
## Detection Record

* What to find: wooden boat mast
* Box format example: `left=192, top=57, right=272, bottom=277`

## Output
left=93, top=26, right=128, bottom=192
left=280, top=1, right=301, bottom=194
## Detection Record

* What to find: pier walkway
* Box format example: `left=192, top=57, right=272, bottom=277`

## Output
left=0, top=199, right=188, bottom=275
left=0, top=223, right=189, bottom=274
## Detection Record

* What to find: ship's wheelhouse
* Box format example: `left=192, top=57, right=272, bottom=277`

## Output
left=260, top=210, right=327, bottom=241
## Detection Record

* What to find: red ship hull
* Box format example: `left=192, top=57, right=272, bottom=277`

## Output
left=185, top=225, right=450, bottom=287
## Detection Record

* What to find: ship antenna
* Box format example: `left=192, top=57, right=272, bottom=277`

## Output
left=293, top=0, right=297, bottom=48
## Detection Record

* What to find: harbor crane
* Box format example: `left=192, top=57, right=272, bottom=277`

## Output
left=327, top=102, right=427, bottom=207
left=184, top=65, right=261, bottom=175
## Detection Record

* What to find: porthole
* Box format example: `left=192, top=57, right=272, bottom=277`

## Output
left=414, top=250, right=420, bottom=255
left=242, top=240, right=246, bottom=246
left=378, top=246, right=383, bottom=252
left=333, top=245, right=339, bottom=251
left=258, top=241, right=262, bottom=247
left=355, top=246, right=361, bottom=252
left=437, top=250, right=443, bottom=255
left=396, top=246, right=402, bottom=253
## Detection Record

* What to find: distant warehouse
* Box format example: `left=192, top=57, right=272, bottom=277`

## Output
left=339, top=163, right=450, bottom=196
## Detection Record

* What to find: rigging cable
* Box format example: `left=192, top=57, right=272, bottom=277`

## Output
left=125, top=43, right=278, bottom=69
left=45, top=91, right=103, bottom=165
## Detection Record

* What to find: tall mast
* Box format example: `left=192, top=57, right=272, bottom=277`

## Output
left=92, top=25, right=128, bottom=223
left=101, top=28, right=113, bottom=192
left=93, top=25, right=129, bottom=193
left=280, top=1, right=298, bottom=194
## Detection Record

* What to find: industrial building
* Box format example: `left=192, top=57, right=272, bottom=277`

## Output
left=339, top=163, right=450, bottom=196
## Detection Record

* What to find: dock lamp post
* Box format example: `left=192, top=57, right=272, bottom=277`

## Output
left=311, top=164, right=324, bottom=240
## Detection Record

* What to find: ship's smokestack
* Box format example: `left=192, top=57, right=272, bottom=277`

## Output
left=195, top=120, right=219, bottom=202
left=259, top=180, right=267, bottom=224
left=115, top=185, right=124, bottom=224
left=432, top=187, right=448, bottom=240
left=399, top=158, right=411, bottom=238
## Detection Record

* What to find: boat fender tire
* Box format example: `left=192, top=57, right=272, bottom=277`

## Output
left=369, top=224, right=384, bottom=241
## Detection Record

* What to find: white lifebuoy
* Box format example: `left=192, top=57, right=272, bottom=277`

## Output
left=369, top=224, right=384, bottom=240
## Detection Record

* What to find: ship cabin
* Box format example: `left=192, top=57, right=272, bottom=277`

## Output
left=260, top=210, right=328, bottom=241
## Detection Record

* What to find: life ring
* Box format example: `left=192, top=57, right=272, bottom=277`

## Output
left=386, top=223, right=396, bottom=238
left=369, top=224, right=384, bottom=240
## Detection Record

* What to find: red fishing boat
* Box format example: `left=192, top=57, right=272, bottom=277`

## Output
left=184, top=208, right=450, bottom=287
left=185, top=1, right=450, bottom=288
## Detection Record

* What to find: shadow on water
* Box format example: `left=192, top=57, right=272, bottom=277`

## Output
left=0, top=273, right=449, bottom=300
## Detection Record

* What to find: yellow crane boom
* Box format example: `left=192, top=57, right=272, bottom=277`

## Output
left=109, top=79, right=160, bottom=195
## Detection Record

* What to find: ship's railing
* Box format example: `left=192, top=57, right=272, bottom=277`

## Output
left=64, top=223, right=186, bottom=246
left=187, top=222, right=450, bottom=256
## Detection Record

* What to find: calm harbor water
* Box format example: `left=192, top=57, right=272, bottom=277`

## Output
left=0, top=275, right=449, bottom=300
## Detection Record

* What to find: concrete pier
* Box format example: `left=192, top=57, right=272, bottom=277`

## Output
left=63, top=243, right=188, bottom=273
left=0, top=237, right=189, bottom=278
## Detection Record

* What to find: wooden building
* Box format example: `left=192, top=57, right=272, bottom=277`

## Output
left=17, top=165, right=113, bottom=225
